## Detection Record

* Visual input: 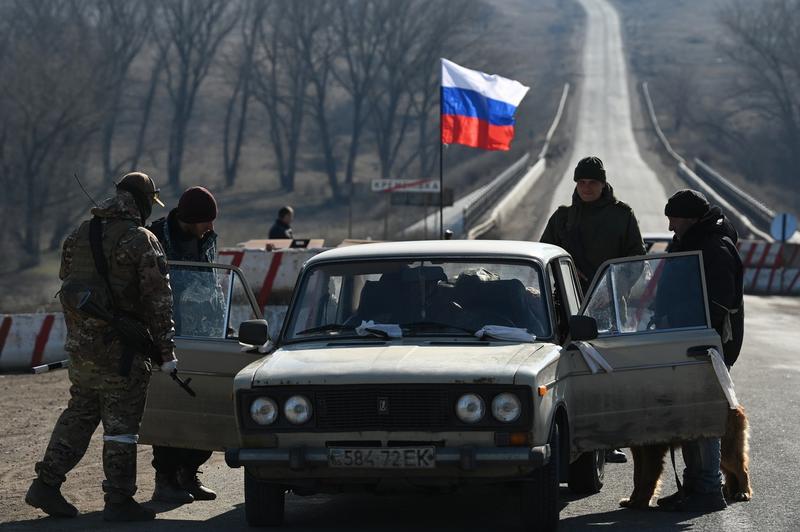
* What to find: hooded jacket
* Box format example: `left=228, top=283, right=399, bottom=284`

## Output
left=148, top=208, right=217, bottom=263
left=659, top=206, right=744, bottom=366
left=541, top=184, right=645, bottom=291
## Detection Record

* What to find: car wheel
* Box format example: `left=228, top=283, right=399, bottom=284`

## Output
left=520, top=424, right=560, bottom=531
left=567, top=450, right=605, bottom=494
left=244, top=469, right=285, bottom=527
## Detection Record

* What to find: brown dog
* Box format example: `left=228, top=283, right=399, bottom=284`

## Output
left=619, top=405, right=752, bottom=509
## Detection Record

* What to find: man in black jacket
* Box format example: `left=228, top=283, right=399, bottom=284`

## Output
left=268, top=205, right=294, bottom=240
left=147, top=186, right=219, bottom=504
left=655, top=189, right=744, bottom=513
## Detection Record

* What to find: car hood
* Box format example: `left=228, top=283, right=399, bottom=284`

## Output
left=251, top=341, right=547, bottom=386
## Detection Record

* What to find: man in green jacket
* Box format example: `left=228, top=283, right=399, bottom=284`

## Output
left=540, top=156, right=645, bottom=464
left=541, top=156, right=645, bottom=292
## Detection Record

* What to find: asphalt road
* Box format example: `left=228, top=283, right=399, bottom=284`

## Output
left=545, top=0, right=669, bottom=234
left=2, top=295, right=798, bottom=531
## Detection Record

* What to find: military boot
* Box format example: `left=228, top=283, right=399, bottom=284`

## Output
left=103, top=496, right=156, bottom=522
left=25, top=479, right=78, bottom=518
left=177, top=467, right=217, bottom=501
left=152, top=472, right=194, bottom=504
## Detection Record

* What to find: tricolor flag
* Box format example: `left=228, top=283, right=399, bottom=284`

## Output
left=441, top=58, right=529, bottom=151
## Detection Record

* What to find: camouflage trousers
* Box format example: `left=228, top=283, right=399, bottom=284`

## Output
left=35, top=347, right=151, bottom=500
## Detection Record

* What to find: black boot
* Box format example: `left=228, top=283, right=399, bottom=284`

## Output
left=25, top=479, right=78, bottom=518
left=178, top=467, right=217, bottom=501
left=103, top=496, right=156, bottom=522
left=152, top=472, right=194, bottom=504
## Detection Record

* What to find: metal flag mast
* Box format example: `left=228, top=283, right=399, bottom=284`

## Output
left=439, top=63, right=445, bottom=240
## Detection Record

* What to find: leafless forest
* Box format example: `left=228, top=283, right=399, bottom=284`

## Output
left=618, top=0, right=800, bottom=213
left=0, top=0, right=521, bottom=271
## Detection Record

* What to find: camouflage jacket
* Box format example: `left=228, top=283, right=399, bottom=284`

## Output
left=60, top=191, right=176, bottom=362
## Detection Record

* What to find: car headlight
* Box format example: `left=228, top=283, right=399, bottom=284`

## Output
left=455, top=393, right=485, bottom=423
left=284, top=395, right=313, bottom=425
left=250, top=397, right=278, bottom=426
left=492, top=393, right=522, bottom=423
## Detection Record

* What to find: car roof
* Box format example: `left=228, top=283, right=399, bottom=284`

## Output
left=306, top=240, right=569, bottom=266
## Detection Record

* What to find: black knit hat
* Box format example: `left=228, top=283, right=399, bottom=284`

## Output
left=664, top=189, right=710, bottom=218
left=177, top=186, right=217, bottom=223
left=573, top=156, right=606, bottom=182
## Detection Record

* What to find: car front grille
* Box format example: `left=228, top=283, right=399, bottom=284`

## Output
left=315, top=387, right=451, bottom=431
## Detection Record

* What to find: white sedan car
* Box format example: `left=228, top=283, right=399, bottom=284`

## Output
left=139, top=240, right=729, bottom=531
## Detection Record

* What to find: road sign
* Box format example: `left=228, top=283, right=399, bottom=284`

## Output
left=390, top=189, right=454, bottom=207
left=371, top=179, right=440, bottom=193
left=770, top=213, right=798, bottom=242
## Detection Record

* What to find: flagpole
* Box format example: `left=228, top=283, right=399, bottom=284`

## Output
left=439, top=74, right=444, bottom=240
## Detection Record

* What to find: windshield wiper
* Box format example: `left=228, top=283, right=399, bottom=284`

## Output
left=296, top=323, right=352, bottom=336
left=400, top=321, right=477, bottom=336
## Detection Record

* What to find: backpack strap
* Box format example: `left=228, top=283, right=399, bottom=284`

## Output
left=89, top=217, right=117, bottom=308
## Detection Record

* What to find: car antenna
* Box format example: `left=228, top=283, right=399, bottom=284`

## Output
left=74, top=172, right=99, bottom=208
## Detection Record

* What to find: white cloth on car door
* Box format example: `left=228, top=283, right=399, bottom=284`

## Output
left=574, top=341, right=614, bottom=374
left=706, top=347, right=739, bottom=409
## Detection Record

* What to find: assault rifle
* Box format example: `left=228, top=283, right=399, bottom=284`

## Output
left=77, top=291, right=196, bottom=397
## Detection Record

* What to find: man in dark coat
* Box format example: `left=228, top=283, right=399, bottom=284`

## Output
left=147, top=186, right=219, bottom=504
left=268, top=205, right=294, bottom=239
left=541, top=156, right=646, bottom=464
left=541, top=156, right=646, bottom=293
left=656, top=189, right=744, bottom=513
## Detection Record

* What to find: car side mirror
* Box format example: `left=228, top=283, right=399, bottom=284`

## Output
left=569, top=315, right=598, bottom=341
left=238, top=319, right=269, bottom=346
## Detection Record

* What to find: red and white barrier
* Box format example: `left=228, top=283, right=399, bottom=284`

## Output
left=0, top=313, right=67, bottom=372
left=1, top=248, right=321, bottom=371
left=738, top=240, right=800, bottom=295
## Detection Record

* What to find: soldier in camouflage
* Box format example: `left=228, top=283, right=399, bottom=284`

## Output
left=147, top=186, right=221, bottom=503
left=25, top=172, right=176, bottom=522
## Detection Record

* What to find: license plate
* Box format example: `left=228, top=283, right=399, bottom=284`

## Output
left=328, top=447, right=436, bottom=469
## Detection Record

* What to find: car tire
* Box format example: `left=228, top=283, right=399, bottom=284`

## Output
left=520, top=424, right=560, bottom=531
left=567, top=450, right=605, bottom=494
left=244, top=469, right=285, bottom=527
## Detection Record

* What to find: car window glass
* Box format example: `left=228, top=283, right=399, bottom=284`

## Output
left=583, top=254, right=707, bottom=335
left=558, top=259, right=581, bottom=315
left=169, top=264, right=257, bottom=339
left=285, top=260, right=551, bottom=340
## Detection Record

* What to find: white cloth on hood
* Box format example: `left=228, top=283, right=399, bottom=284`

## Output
left=356, top=320, right=403, bottom=338
left=474, top=325, right=535, bottom=342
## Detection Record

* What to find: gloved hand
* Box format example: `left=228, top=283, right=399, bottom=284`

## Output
left=159, top=358, right=178, bottom=373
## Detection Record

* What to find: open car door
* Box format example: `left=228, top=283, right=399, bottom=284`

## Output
left=139, top=261, right=266, bottom=450
left=561, top=251, right=730, bottom=453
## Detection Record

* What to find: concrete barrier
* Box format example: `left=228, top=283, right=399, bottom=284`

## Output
left=1, top=248, right=323, bottom=372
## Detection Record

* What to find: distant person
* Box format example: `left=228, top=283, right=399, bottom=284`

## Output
left=655, top=189, right=744, bottom=513
left=26, top=172, right=175, bottom=522
left=268, top=205, right=294, bottom=239
left=540, top=156, right=645, bottom=464
left=147, top=186, right=219, bottom=504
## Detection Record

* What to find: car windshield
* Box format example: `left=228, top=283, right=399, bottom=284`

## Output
left=283, top=259, right=551, bottom=342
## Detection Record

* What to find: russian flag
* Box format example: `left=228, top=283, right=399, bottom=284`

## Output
left=441, top=58, right=529, bottom=151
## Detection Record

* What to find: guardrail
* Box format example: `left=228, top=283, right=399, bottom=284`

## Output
left=641, top=81, right=779, bottom=242
left=467, top=83, right=571, bottom=239
left=461, top=153, right=530, bottom=231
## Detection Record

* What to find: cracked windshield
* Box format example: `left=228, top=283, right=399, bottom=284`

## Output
left=285, top=260, right=551, bottom=341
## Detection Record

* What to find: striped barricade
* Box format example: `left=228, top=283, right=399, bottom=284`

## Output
left=0, top=313, right=67, bottom=372
left=738, top=240, right=800, bottom=295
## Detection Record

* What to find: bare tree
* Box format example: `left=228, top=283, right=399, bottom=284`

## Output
left=92, top=0, right=152, bottom=179
left=251, top=0, right=309, bottom=192
left=221, top=0, right=264, bottom=188
left=0, top=0, right=107, bottom=267
left=287, top=0, right=342, bottom=199
left=332, top=0, right=384, bottom=187
left=719, top=0, right=800, bottom=170
left=156, top=0, right=237, bottom=190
